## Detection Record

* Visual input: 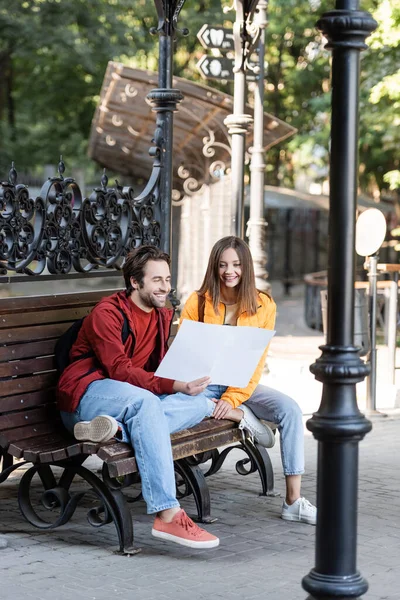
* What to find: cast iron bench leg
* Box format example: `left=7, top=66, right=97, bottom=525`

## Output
left=174, top=458, right=217, bottom=524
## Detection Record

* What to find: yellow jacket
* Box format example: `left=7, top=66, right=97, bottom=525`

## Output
left=180, top=291, right=276, bottom=408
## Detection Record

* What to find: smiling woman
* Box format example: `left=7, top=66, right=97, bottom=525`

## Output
left=180, top=236, right=317, bottom=525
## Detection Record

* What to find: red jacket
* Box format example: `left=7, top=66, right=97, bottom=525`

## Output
left=57, top=291, right=175, bottom=412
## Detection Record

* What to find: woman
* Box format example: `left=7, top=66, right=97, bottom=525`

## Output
left=180, top=236, right=316, bottom=525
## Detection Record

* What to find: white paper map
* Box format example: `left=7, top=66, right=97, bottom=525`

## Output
left=155, top=319, right=275, bottom=388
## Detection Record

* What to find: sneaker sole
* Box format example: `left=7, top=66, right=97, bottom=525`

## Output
left=281, top=513, right=316, bottom=526
left=74, top=416, right=117, bottom=443
left=151, top=528, right=220, bottom=549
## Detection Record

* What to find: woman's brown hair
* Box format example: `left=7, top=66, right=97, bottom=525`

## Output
left=197, top=236, right=258, bottom=316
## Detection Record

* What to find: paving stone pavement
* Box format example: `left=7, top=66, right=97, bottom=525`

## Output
left=1, top=415, right=400, bottom=600
left=1, top=283, right=399, bottom=600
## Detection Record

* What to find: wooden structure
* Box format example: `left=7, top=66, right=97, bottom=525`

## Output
left=88, top=63, right=295, bottom=200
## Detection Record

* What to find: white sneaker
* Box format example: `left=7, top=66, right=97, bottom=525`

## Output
left=74, top=415, right=118, bottom=443
left=281, top=497, right=317, bottom=525
left=238, top=404, right=276, bottom=448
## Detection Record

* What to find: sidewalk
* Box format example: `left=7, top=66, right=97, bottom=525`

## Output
left=265, top=281, right=400, bottom=415
left=0, top=283, right=399, bottom=600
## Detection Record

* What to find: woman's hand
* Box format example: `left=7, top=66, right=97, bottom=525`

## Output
left=172, top=376, right=211, bottom=396
left=211, top=398, right=233, bottom=420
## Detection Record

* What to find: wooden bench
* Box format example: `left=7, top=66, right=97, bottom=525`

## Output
left=0, top=290, right=276, bottom=554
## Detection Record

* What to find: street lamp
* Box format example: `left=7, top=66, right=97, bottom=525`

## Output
left=224, top=0, right=259, bottom=238
left=148, top=0, right=187, bottom=255
left=302, top=1, right=377, bottom=599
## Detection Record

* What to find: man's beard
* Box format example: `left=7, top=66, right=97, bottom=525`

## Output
left=138, top=288, right=167, bottom=309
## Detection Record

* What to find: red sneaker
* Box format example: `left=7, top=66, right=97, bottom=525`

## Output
left=152, top=509, right=219, bottom=549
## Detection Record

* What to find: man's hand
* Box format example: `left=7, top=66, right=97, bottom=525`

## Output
left=172, top=376, right=211, bottom=396
left=211, top=398, right=233, bottom=420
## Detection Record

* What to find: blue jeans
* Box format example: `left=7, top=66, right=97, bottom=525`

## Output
left=205, top=384, right=305, bottom=476
left=61, top=379, right=215, bottom=514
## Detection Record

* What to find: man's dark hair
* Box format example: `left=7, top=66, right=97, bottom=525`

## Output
left=123, top=245, right=171, bottom=295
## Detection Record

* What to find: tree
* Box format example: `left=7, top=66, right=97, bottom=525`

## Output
left=359, top=0, right=400, bottom=197
left=0, top=0, right=225, bottom=176
left=0, top=1, right=146, bottom=173
left=0, top=0, right=398, bottom=199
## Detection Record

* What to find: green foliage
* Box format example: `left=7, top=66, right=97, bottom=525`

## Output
left=360, top=0, right=400, bottom=194
left=0, top=0, right=227, bottom=175
left=0, top=0, right=398, bottom=197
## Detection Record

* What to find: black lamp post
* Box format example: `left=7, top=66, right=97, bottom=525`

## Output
left=302, top=2, right=377, bottom=599
left=144, top=1, right=186, bottom=255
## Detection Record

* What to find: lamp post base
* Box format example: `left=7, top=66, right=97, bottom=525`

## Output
left=303, top=569, right=368, bottom=599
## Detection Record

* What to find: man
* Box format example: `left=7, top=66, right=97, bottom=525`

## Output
left=57, top=245, right=272, bottom=549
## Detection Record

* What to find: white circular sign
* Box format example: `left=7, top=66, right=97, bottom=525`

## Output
left=355, top=208, right=387, bottom=257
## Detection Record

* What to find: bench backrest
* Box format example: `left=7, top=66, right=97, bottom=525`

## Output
left=0, top=290, right=113, bottom=455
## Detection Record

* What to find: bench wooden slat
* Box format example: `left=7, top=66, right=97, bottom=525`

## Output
left=24, top=441, right=77, bottom=463
left=0, top=389, right=55, bottom=412
left=1, top=373, right=58, bottom=397
left=8, top=433, right=72, bottom=459
left=0, top=422, right=59, bottom=448
left=172, top=429, right=242, bottom=461
left=170, top=418, right=235, bottom=441
left=54, top=443, right=84, bottom=461
left=0, top=322, right=72, bottom=344
left=27, top=440, right=97, bottom=463
left=106, top=456, right=138, bottom=478
left=0, top=306, right=94, bottom=329
left=0, top=405, right=57, bottom=431
left=0, top=290, right=114, bottom=313
left=0, top=356, right=55, bottom=378
left=41, top=446, right=70, bottom=462
left=97, top=442, right=133, bottom=462
left=80, top=441, right=102, bottom=455
left=0, top=339, right=57, bottom=362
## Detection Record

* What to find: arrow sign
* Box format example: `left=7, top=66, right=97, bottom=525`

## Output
left=197, top=24, right=234, bottom=51
left=196, top=56, right=260, bottom=82
left=196, top=56, right=235, bottom=80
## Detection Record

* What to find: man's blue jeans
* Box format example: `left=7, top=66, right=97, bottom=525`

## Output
left=61, top=380, right=304, bottom=513
left=61, top=379, right=215, bottom=514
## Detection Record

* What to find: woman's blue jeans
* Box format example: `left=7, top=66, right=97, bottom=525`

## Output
left=206, top=384, right=305, bottom=477
left=61, top=379, right=215, bottom=514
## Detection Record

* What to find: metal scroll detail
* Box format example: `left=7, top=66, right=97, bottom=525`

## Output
left=185, top=437, right=278, bottom=498
left=18, top=462, right=139, bottom=555
left=0, top=159, right=162, bottom=276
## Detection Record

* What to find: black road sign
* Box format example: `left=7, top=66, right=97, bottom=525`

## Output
left=196, top=56, right=259, bottom=81
left=197, top=24, right=234, bottom=51
left=196, top=56, right=235, bottom=80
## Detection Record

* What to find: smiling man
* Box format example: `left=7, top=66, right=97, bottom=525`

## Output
left=57, top=245, right=219, bottom=549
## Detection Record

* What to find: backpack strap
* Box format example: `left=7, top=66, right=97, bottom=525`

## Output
left=120, top=308, right=132, bottom=345
left=197, top=293, right=206, bottom=323
left=71, top=308, right=133, bottom=365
